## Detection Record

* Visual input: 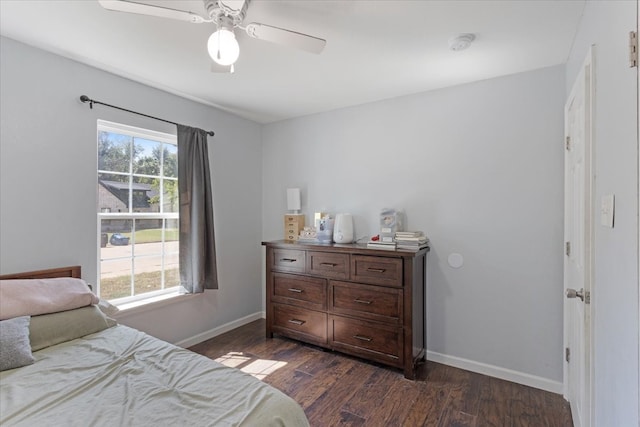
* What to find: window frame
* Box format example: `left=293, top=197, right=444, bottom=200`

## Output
left=96, top=120, right=179, bottom=306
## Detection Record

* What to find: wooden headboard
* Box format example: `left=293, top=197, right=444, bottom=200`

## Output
left=0, top=266, right=81, bottom=280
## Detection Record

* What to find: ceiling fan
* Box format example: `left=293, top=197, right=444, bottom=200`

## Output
left=97, top=0, right=326, bottom=72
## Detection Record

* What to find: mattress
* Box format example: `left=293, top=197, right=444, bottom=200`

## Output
left=0, top=324, right=309, bottom=427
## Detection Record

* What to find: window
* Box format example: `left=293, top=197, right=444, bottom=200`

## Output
left=97, top=120, right=179, bottom=304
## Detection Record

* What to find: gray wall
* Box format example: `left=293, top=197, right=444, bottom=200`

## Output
left=566, top=1, right=639, bottom=425
left=0, top=37, right=264, bottom=344
left=3, top=6, right=638, bottom=420
left=262, top=66, right=566, bottom=385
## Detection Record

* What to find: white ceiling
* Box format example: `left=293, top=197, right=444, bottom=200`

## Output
left=0, top=0, right=585, bottom=124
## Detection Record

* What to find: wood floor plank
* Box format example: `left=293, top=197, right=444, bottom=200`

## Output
left=262, top=354, right=318, bottom=391
left=544, top=391, right=575, bottom=427
left=341, top=368, right=397, bottom=418
left=189, top=320, right=572, bottom=427
left=290, top=354, right=358, bottom=410
left=458, top=371, right=483, bottom=415
left=333, top=410, right=367, bottom=426
left=366, top=378, right=424, bottom=426
left=404, top=383, right=449, bottom=427
left=306, top=362, right=376, bottom=426
left=436, top=385, right=478, bottom=427
left=529, top=386, right=573, bottom=427
left=477, top=377, right=515, bottom=427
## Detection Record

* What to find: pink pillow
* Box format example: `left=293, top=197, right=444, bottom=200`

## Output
left=0, top=278, right=99, bottom=320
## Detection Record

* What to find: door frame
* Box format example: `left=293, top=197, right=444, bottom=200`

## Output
left=637, top=0, right=640, bottom=423
left=563, top=46, right=595, bottom=427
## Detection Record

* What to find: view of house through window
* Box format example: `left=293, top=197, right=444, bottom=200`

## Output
left=97, top=120, right=179, bottom=303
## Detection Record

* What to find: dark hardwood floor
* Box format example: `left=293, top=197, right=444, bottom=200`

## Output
left=189, top=319, right=572, bottom=427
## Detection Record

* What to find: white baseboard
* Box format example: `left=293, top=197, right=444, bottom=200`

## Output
left=427, top=350, right=564, bottom=394
left=175, top=311, right=266, bottom=348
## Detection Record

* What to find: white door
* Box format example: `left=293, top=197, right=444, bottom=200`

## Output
left=637, top=3, right=640, bottom=422
left=564, top=48, right=594, bottom=427
left=637, top=1, right=640, bottom=419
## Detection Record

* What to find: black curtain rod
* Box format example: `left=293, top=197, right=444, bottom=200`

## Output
left=79, top=95, right=215, bottom=137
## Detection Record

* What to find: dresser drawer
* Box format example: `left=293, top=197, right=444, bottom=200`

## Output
left=272, top=273, right=326, bottom=310
left=329, top=315, right=403, bottom=366
left=271, top=249, right=306, bottom=273
left=307, top=251, right=350, bottom=280
left=273, top=304, right=327, bottom=345
left=351, top=255, right=403, bottom=287
left=285, top=228, right=298, bottom=242
left=329, top=281, right=402, bottom=324
left=284, top=215, right=304, bottom=224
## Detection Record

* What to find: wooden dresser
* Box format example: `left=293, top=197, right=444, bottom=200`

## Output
left=262, top=240, right=428, bottom=379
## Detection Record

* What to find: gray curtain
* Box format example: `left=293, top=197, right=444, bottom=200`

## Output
left=177, top=124, right=218, bottom=293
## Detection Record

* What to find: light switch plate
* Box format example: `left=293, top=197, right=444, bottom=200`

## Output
left=600, top=194, right=615, bottom=228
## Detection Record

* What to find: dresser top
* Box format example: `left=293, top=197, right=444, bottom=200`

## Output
left=262, top=240, right=429, bottom=258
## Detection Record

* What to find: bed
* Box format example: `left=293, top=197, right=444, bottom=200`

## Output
left=0, top=266, right=309, bottom=427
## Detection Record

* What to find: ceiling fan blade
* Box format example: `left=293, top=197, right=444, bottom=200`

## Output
left=97, top=0, right=210, bottom=23
left=244, top=23, right=326, bottom=54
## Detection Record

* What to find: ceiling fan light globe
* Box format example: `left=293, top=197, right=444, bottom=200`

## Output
left=207, top=29, right=240, bottom=66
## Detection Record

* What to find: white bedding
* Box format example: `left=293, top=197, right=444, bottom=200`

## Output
left=0, top=325, right=309, bottom=427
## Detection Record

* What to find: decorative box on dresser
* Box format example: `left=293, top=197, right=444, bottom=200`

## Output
left=262, top=240, right=428, bottom=380
left=284, top=214, right=305, bottom=242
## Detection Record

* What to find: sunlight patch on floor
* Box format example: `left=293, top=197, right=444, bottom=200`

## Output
left=214, top=351, right=251, bottom=368
left=215, top=351, right=287, bottom=380
left=241, top=359, right=288, bottom=380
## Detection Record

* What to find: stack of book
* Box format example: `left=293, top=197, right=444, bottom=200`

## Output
left=366, top=240, right=397, bottom=250
left=395, top=231, right=430, bottom=251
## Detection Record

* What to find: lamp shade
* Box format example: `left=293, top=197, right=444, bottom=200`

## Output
left=286, top=188, right=301, bottom=212
left=207, top=28, right=240, bottom=66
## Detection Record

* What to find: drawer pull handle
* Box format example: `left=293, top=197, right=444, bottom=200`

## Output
left=353, top=335, right=372, bottom=342
left=366, top=268, right=386, bottom=273
left=288, top=319, right=305, bottom=326
left=280, top=258, right=297, bottom=263
left=354, top=299, right=372, bottom=305
left=288, top=288, right=303, bottom=293
left=320, top=262, right=338, bottom=267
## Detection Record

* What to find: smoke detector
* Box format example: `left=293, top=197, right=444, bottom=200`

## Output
left=449, top=34, right=476, bottom=51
